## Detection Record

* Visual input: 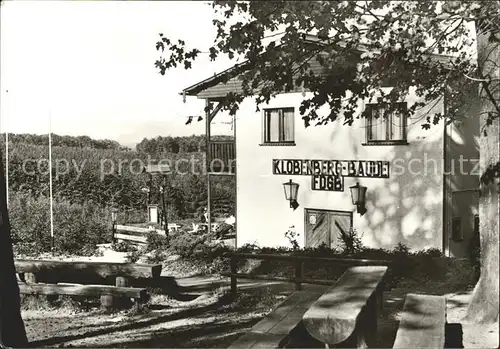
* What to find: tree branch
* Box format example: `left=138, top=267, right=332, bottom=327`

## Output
left=463, top=73, right=490, bottom=82
left=480, top=79, right=500, bottom=116
left=426, top=18, right=464, bottom=53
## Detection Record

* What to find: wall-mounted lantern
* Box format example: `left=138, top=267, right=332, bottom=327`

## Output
left=111, top=207, right=118, bottom=242
left=350, top=182, right=367, bottom=215
left=283, top=179, right=300, bottom=210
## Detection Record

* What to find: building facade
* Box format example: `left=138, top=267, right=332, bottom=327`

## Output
left=183, top=59, right=479, bottom=258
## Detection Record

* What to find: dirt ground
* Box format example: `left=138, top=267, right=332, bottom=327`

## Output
left=19, top=250, right=498, bottom=348
left=22, top=277, right=499, bottom=348
left=22, top=280, right=287, bottom=348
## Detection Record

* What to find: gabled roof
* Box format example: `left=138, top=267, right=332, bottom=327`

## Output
left=181, top=61, right=249, bottom=97
left=181, top=34, right=329, bottom=97
left=181, top=34, right=457, bottom=99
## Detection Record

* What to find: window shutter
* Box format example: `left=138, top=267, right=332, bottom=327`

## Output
left=269, top=110, right=280, bottom=142
left=283, top=108, right=294, bottom=142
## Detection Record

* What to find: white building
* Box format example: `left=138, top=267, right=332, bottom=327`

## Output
left=182, top=43, right=479, bottom=258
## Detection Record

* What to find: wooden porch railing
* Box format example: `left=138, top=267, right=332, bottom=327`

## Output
left=207, top=141, right=236, bottom=173
left=222, top=252, right=392, bottom=297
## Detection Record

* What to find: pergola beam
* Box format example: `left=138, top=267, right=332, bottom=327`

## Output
left=208, top=102, right=223, bottom=123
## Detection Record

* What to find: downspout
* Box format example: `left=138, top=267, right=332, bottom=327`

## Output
left=443, top=91, right=449, bottom=256
left=233, top=112, right=238, bottom=248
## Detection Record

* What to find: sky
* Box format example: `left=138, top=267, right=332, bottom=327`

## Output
left=0, top=1, right=237, bottom=147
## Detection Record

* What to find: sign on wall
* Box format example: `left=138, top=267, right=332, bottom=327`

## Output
left=309, top=214, right=317, bottom=225
left=148, top=204, right=159, bottom=223
left=273, top=159, right=390, bottom=192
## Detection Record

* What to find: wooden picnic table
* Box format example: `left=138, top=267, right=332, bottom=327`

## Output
left=302, top=266, right=388, bottom=348
left=392, top=293, right=446, bottom=349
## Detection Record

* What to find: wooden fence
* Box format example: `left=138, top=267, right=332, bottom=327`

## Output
left=222, top=252, right=392, bottom=296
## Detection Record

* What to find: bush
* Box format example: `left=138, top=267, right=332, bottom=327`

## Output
left=214, top=222, right=235, bottom=239
left=168, top=232, right=208, bottom=258
left=111, top=240, right=137, bottom=253
left=337, top=228, right=364, bottom=255
left=223, top=242, right=476, bottom=290
left=10, top=192, right=111, bottom=256
left=145, top=233, right=170, bottom=252
left=467, top=226, right=481, bottom=282
left=284, top=226, right=300, bottom=251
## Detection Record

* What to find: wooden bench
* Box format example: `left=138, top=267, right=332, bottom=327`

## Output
left=228, top=287, right=327, bottom=348
left=168, top=223, right=181, bottom=232
left=18, top=282, right=148, bottom=310
left=115, top=225, right=154, bottom=244
left=392, top=293, right=446, bottom=349
left=302, top=266, right=388, bottom=349
left=114, top=224, right=178, bottom=244
left=15, top=259, right=162, bottom=284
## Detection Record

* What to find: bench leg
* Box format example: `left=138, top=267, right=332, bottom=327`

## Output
left=347, top=295, right=377, bottom=349
left=116, top=276, right=129, bottom=287
left=100, top=295, right=114, bottom=309
left=365, top=295, right=378, bottom=347
left=132, top=299, right=140, bottom=312
left=355, top=330, right=369, bottom=349
left=25, top=273, right=37, bottom=284
left=378, top=290, right=383, bottom=314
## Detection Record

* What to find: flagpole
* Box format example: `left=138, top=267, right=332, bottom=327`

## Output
left=49, top=108, right=54, bottom=252
left=5, top=89, right=9, bottom=208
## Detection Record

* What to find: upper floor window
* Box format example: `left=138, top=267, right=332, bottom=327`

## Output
left=364, top=102, right=408, bottom=145
left=262, top=108, right=295, bottom=145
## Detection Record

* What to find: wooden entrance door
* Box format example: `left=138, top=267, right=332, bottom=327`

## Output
left=305, top=209, right=353, bottom=249
left=449, top=191, right=479, bottom=257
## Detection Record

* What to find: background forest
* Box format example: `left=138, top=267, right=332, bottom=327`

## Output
left=0, top=133, right=235, bottom=255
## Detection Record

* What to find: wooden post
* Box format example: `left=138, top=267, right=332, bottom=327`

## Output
left=25, top=273, right=37, bottom=284
left=132, top=298, right=140, bottom=313
left=377, top=288, right=383, bottom=314
left=100, top=294, right=114, bottom=309
left=294, top=259, right=303, bottom=291
left=115, top=276, right=129, bottom=287
left=368, top=294, right=378, bottom=333
left=230, top=256, right=237, bottom=298
left=161, top=175, right=169, bottom=243
left=205, top=99, right=212, bottom=232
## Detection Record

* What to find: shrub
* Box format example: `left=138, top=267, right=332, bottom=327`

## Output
left=214, top=222, right=235, bottom=239
left=126, top=248, right=143, bottom=263
left=169, top=232, right=209, bottom=258
left=222, top=242, right=476, bottom=290
left=337, top=228, right=364, bottom=255
left=284, top=226, right=300, bottom=251
left=145, top=233, right=169, bottom=252
left=111, top=241, right=137, bottom=253
left=467, top=227, right=481, bottom=282
left=10, top=192, right=52, bottom=255
left=10, top=192, right=111, bottom=256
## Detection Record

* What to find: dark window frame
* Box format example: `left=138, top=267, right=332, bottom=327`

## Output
left=363, top=102, right=409, bottom=146
left=261, top=107, right=295, bottom=146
